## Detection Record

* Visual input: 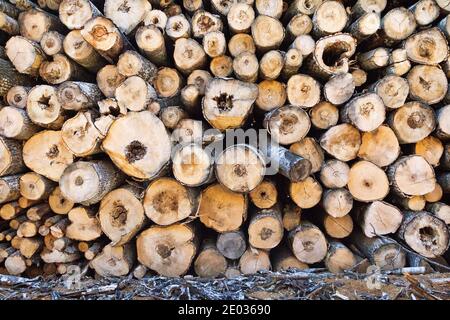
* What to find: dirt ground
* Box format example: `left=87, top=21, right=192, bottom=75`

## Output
left=0, top=269, right=449, bottom=300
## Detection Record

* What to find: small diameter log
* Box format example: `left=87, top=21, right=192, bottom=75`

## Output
left=19, top=197, right=39, bottom=209
left=104, top=0, right=150, bottom=35
left=165, top=14, right=191, bottom=41
left=63, top=30, right=106, bottom=73
left=312, top=1, right=348, bottom=38
left=322, top=188, right=353, bottom=218
left=0, top=0, right=21, bottom=18
left=358, top=47, right=390, bottom=71
left=81, top=17, right=125, bottom=63
left=284, top=0, right=323, bottom=20
left=286, top=74, right=321, bottom=108
left=227, top=3, right=255, bottom=34
left=17, top=220, right=41, bottom=238
left=26, top=203, right=51, bottom=221
left=96, top=65, right=126, bottom=98
left=40, top=31, right=63, bottom=56
left=387, top=155, right=436, bottom=197
left=413, top=136, right=443, bottom=167
left=239, top=247, right=271, bottom=275
left=117, top=50, right=157, bottom=83
left=5, top=36, right=46, bottom=76
left=425, top=183, right=443, bottom=203
left=202, top=78, right=258, bottom=131
left=102, top=111, right=172, bottom=180
left=370, top=75, right=409, bottom=110
left=198, top=183, right=247, bottom=233
left=249, top=180, right=277, bottom=209
left=143, top=177, right=198, bottom=226
left=18, top=8, right=65, bottom=42
left=39, top=53, right=92, bottom=85
left=407, top=65, right=447, bottom=105
left=153, top=67, right=183, bottom=103
left=381, top=7, right=416, bottom=43
left=305, top=33, right=357, bottom=79
left=289, top=176, right=322, bottom=209
left=65, top=206, right=101, bottom=241
left=286, top=14, right=312, bottom=41
left=0, top=175, right=21, bottom=204
left=135, top=25, right=167, bottom=66
left=351, top=0, right=386, bottom=18
left=137, top=223, right=198, bottom=277
left=323, top=214, right=353, bottom=239
left=57, top=81, right=103, bottom=111
left=0, top=12, right=19, bottom=35
left=98, top=98, right=126, bottom=117
left=348, top=160, right=389, bottom=202
left=426, top=202, right=450, bottom=225
left=255, top=80, right=286, bottom=112
left=323, top=73, right=355, bottom=106
left=341, top=93, right=385, bottom=132
left=358, top=125, right=400, bottom=168
left=0, top=202, right=21, bottom=220
left=388, top=101, right=435, bottom=144
left=172, top=143, right=214, bottom=187
left=264, top=106, right=310, bottom=146
left=436, top=105, right=450, bottom=141
left=397, top=211, right=449, bottom=258
left=26, top=85, right=65, bottom=129
left=182, top=0, right=202, bottom=14
left=84, top=241, right=104, bottom=260
left=272, top=246, right=308, bottom=272
left=216, top=230, right=246, bottom=260
left=288, top=221, right=327, bottom=264
left=309, top=102, right=339, bottom=130
left=320, top=124, right=361, bottom=162
left=0, top=136, right=25, bottom=176
left=228, top=33, right=256, bottom=58
left=215, top=144, right=265, bottom=193
left=59, top=160, right=125, bottom=206
left=90, top=243, right=135, bottom=277
left=320, top=160, right=349, bottom=189
left=325, top=241, right=357, bottom=274
left=10, top=215, right=27, bottom=230
left=351, top=67, right=367, bottom=87
left=191, top=10, right=222, bottom=38
left=248, top=206, right=283, bottom=250
left=48, top=186, right=74, bottom=214
left=6, top=85, right=30, bottom=108
left=348, top=12, right=380, bottom=41
left=405, top=28, right=447, bottom=66
left=251, top=15, right=284, bottom=52
left=255, top=0, right=282, bottom=19
left=160, top=106, right=187, bottom=129
left=180, top=85, right=201, bottom=113
left=232, top=52, right=258, bottom=82
left=194, top=239, right=227, bottom=278
left=282, top=48, right=303, bottom=80
left=282, top=203, right=301, bottom=232
left=23, top=130, right=74, bottom=182
left=174, top=38, right=206, bottom=75
left=209, top=55, right=233, bottom=77
left=59, top=0, right=100, bottom=30
left=351, top=229, right=405, bottom=270
left=355, top=201, right=403, bottom=238
left=391, top=195, right=426, bottom=212
left=289, top=137, right=324, bottom=174
left=19, top=172, right=54, bottom=201
left=385, top=48, right=411, bottom=76
left=5, top=251, right=26, bottom=275
left=290, top=34, right=315, bottom=57
left=40, top=246, right=80, bottom=264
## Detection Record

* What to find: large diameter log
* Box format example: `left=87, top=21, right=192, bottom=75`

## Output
left=104, top=0, right=150, bottom=35
left=102, top=111, right=171, bottom=180
left=90, top=243, right=135, bottom=277
left=348, top=160, right=389, bottom=202
left=387, top=155, right=436, bottom=197
left=143, top=177, right=198, bottom=226
left=202, top=78, right=258, bottom=131
left=264, top=106, right=310, bottom=145
left=381, top=7, right=416, bottom=43
left=59, top=0, right=100, bottom=30
left=397, top=211, right=449, bottom=258
left=227, top=3, right=254, bottom=34
left=387, top=101, right=436, bottom=144
left=320, top=124, right=361, bottom=162
left=404, top=28, right=447, bottom=65
left=137, top=223, right=198, bottom=277
left=63, top=30, right=106, bottom=73
left=370, top=75, right=409, bottom=110
left=194, top=239, right=227, bottom=278
left=340, top=93, right=386, bottom=132
left=357, top=125, right=400, bottom=167
left=23, top=130, right=74, bottom=182
left=0, top=175, right=21, bottom=204
left=66, top=206, right=101, bottom=241
left=18, top=8, right=65, bottom=42
left=305, top=33, right=357, bottom=79
left=5, top=36, right=46, bottom=76
left=288, top=221, right=327, bottom=264
left=325, top=241, right=357, bottom=274
left=239, top=247, right=271, bottom=275
left=215, top=144, right=265, bottom=193
left=355, top=201, right=403, bottom=237
left=26, top=85, right=65, bottom=129
left=114, top=76, right=157, bottom=112
left=312, top=1, right=347, bottom=38
left=59, top=160, right=125, bottom=206
left=0, top=136, right=25, bottom=176
left=323, top=73, right=355, bottom=106
left=173, top=38, right=206, bottom=75
left=350, top=229, right=405, bottom=271
left=216, top=230, right=246, bottom=260
left=198, top=183, right=247, bottom=233
left=248, top=205, right=283, bottom=250
left=172, top=143, right=214, bottom=187
left=407, top=65, right=447, bottom=105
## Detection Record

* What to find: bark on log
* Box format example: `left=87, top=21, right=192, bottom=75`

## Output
left=288, top=221, right=327, bottom=264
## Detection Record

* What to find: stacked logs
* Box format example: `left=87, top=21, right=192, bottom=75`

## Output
left=0, top=0, right=448, bottom=279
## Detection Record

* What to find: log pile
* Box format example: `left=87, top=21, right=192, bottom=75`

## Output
left=0, top=0, right=448, bottom=279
